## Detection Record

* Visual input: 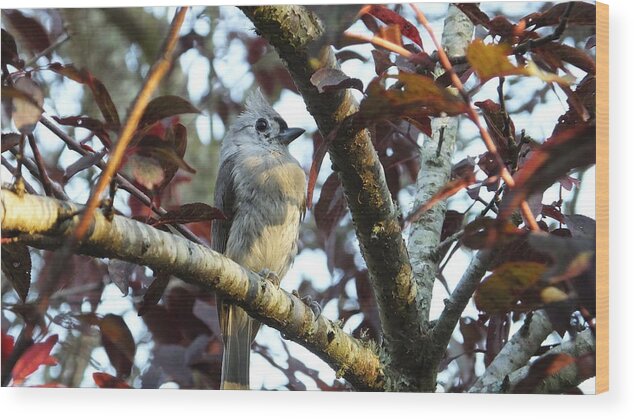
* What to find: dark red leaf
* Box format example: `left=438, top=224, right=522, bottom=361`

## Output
left=90, top=78, right=120, bottom=128
left=513, top=353, right=575, bottom=393
left=139, top=95, right=200, bottom=129
left=1, top=243, right=32, bottom=302
left=541, top=204, right=565, bottom=223
left=485, top=314, right=511, bottom=366
left=11, top=334, right=58, bottom=385
left=1, top=133, right=21, bottom=153
left=310, top=68, right=364, bottom=94
left=354, top=270, right=380, bottom=337
left=500, top=125, right=595, bottom=220
left=1, top=332, right=15, bottom=366
left=138, top=271, right=171, bottom=316
left=107, top=260, right=137, bottom=296
left=359, top=13, right=380, bottom=34
left=487, top=16, right=516, bottom=38
left=462, top=217, right=524, bottom=250
left=93, top=372, right=132, bottom=388
left=523, top=2, right=596, bottom=29
left=63, top=149, right=107, bottom=182
left=534, top=42, right=596, bottom=75
left=48, top=63, right=120, bottom=128
left=359, top=5, right=423, bottom=48
left=553, top=75, right=595, bottom=134
left=371, top=49, right=393, bottom=76
left=335, top=50, right=367, bottom=63
left=314, top=172, right=348, bottom=244
left=98, top=314, right=136, bottom=379
left=52, top=115, right=106, bottom=132
left=307, top=128, right=338, bottom=210
left=360, top=74, right=469, bottom=124
left=455, top=3, right=491, bottom=27
left=475, top=100, right=515, bottom=161
left=2, top=10, right=50, bottom=55
left=1, top=29, right=21, bottom=68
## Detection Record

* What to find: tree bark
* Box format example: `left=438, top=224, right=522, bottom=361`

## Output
left=0, top=189, right=384, bottom=391
left=239, top=5, right=426, bottom=390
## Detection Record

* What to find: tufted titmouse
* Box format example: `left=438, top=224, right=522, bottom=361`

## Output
left=211, top=90, right=306, bottom=390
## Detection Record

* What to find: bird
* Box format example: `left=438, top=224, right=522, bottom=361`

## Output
left=211, top=89, right=307, bottom=390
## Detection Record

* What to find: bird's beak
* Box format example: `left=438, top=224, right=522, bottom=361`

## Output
left=278, top=127, right=305, bottom=145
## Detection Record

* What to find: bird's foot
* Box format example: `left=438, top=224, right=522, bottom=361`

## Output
left=292, top=290, right=322, bottom=318
left=258, top=269, right=281, bottom=287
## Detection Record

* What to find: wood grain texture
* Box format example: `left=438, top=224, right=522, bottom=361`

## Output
left=596, top=1, right=609, bottom=395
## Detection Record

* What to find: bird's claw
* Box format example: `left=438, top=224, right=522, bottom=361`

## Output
left=258, top=268, right=281, bottom=287
left=292, top=291, right=321, bottom=318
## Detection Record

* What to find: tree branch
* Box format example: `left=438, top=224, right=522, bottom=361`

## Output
left=432, top=250, right=491, bottom=352
left=38, top=115, right=203, bottom=245
left=408, top=4, right=474, bottom=324
left=73, top=7, right=188, bottom=242
left=0, top=189, right=384, bottom=391
left=238, top=5, right=423, bottom=389
left=472, top=328, right=595, bottom=394
left=469, top=310, right=554, bottom=393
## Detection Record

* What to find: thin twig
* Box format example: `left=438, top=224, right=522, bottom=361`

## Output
left=38, top=115, right=203, bottom=245
left=435, top=228, right=464, bottom=254
left=1, top=156, right=37, bottom=195
left=343, top=31, right=414, bottom=59
left=480, top=184, right=505, bottom=217
left=24, top=32, right=71, bottom=68
left=27, top=134, right=53, bottom=196
left=72, top=7, right=189, bottom=243
left=409, top=3, right=539, bottom=231
left=514, top=3, right=575, bottom=55
left=433, top=3, right=576, bottom=66
left=8, top=147, right=67, bottom=200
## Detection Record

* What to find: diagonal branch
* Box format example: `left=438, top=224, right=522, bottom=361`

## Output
left=72, top=7, right=188, bottom=242
left=432, top=250, right=491, bottom=354
left=471, top=328, right=595, bottom=394
left=238, top=5, right=423, bottom=389
left=0, top=189, right=384, bottom=391
left=468, top=310, right=554, bottom=392
left=407, top=4, right=474, bottom=324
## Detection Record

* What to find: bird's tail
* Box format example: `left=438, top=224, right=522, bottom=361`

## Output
left=220, top=303, right=254, bottom=390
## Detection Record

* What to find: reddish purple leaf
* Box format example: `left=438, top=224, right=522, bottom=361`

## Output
left=11, top=334, right=58, bottom=385
left=359, top=5, right=423, bottom=48
left=2, top=10, right=50, bottom=55
left=93, top=372, right=132, bottom=388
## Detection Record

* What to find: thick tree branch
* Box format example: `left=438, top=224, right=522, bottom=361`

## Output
left=238, top=5, right=423, bottom=389
left=472, top=328, right=595, bottom=394
left=469, top=310, right=554, bottom=392
left=408, top=4, right=474, bottom=323
left=0, top=189, right=384, bottom=391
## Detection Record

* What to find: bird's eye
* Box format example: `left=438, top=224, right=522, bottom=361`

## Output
left=255, top=118, right=269, bottom=132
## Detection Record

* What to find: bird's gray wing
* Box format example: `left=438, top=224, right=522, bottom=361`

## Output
left=211, top=154, right=236, bottom=254
left=211, top=153, right=252, bottom=389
